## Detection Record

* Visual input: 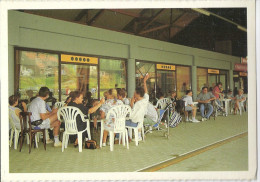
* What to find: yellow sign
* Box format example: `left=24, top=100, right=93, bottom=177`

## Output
left=156, top=64, right=175, bottom=71
left=61, top=54, right=98, bottom=64
left=208, top=69, right=219, bottom=74
left=239, top=72, right=247, bottom=76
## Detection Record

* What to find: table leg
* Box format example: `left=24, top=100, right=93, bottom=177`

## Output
left=100, top=120, right=104, bottom=148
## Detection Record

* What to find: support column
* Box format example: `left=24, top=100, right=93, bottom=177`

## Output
left=9, top=45, right=15, bottom=95
left=191, top=56, right=197, bottom=100
left=127, top=58, right=136, bottom=97
left=229, top=62, right=234, bottom=91
left=192, top=65, right=197, bottom=100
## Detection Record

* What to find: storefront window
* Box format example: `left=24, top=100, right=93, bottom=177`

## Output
left=136, top=61, right=156, bottom=102
left=100, top=59, right=126, bottom=97
left=15, top=50, right=59, bottom=100
left=197, top=68, right=208, bottom=94
left=60, top=64, right=98, bottom=101
left=157, top=70, right=176, bottom=98
left=176, top=66, right=191, bottom=98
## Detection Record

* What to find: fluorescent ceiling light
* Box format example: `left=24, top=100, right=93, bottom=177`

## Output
left=191, top=8, right=211, bottom=16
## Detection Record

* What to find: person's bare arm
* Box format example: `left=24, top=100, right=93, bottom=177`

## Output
left=21, top=102, right=27, bottom=112
left=88, top=98, right=105, bottom=114
left=143, top=74, right=149, bottom=94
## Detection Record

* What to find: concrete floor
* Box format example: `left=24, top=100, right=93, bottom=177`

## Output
left=9, top=112, right=248, bottom=173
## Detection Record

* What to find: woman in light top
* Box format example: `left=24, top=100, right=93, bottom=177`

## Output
left=117, top=88, right=130, bottom=105
left=100, top=88, right=124, bottom=146
left=234, top=89, right=246, bottom=114
left=9, top=95, right=27, bottom=130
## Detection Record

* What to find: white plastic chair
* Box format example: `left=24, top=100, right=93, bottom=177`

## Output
left=126, top=120, right=145, bottom=146
left=155, top=98, right=171, bottom=109
left=9, top=109, right=21, bottom=149
left=239, top=98, right=247, bottom=115
left=57, top=106, right=91, bottom=152
left=106, top=105, right=131, bottom=151
left=54, top=102, right=65, bottom=109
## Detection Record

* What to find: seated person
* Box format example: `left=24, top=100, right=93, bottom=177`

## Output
left=234, top=89, right=246, bottom=114
left=155, top=92, right=167, bottom=109
left=28, top=87, right=62, bottom=147
left=197, top=87, right=216, bottom=121
left=68, top=91, right=104, bottom=147
left=144, top=102, right=158, bottom=131
left=126, top=74, right=149, bottom=141
left=226, top=89, right=236, bottom=107
left=9, top=95, right=27, bottom=130
left=117, top=88, right=130, bottom=105
left=212, top=82, right=224, bottom=110
left=100, top=89, right=124, bottom=146
left=182, top=90, right=199, bottom=123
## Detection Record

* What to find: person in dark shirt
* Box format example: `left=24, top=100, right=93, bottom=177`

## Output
left=67, top=91, right=105, bottom=147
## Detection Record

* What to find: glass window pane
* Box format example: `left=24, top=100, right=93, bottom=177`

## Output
left=100, top=59, right=126, bottom=97
left=61, top=64, right=98, bottom=101
left=208, top=74, right=217, bottom=90
left=136, top=62, right=156, bottom=102
left=157, top=70, right=176, bottom=98
left=17, top=50, right=59, bottom=100
left=197, top=68, right=208, bottom=94
left=176, top=66, right=191, bottom=98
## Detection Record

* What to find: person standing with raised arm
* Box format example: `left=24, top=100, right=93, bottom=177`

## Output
left=127, top=74, right=149, bottom=141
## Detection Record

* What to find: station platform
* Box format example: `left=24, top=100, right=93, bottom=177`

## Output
left=9, top=112, right=248, bottom=173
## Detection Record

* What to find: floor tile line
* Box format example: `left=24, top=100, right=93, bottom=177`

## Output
left=136, top=131, right=248, bottom=172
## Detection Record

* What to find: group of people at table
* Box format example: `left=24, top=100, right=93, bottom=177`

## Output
left=9, top=75, right=246, bottom=149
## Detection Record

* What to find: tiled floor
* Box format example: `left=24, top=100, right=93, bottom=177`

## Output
left=9, top=113, right=248, bottom=173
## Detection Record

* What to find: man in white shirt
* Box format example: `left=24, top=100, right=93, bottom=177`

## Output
left=126, top=74, right=149, bottom=140
left=28, top=87, right=62, bottom=147
left=182, top=90, right=200, bottom=123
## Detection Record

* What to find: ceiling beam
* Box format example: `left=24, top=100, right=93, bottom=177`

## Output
left=87, top=10, right=105, bottom=25
left=170, top=12, right=200, bottom=38
left=74, top=10, right=88, bottom=21
left=139, top=24, right=170, bottom=35
left=108, top=9, right=140, bottom=18
left=137, top=9, right=166, bottom=35
left=122, top=9, right=149, bottom=33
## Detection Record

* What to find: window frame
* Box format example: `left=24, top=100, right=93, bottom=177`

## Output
left=14, top=47, right=127, bottom=101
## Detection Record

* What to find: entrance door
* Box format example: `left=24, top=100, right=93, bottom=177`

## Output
left=60, top=64, right=98, bottom=101
left=208, top=73, right=227, bottom=92
left=208, top=74, right=218, bottom=91
left=156, top=70, right=176, bottom=97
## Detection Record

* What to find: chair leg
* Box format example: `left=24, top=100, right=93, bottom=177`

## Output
left=134, top=129, right=138, bottom=146
left=10, top=129, right=14, bottom=147
left=78, top=133, right=82, bottom=152
left=62, top=133, right=66, bottom=152
left=65, top=134, right=69, bottom=148
left=87, top=126, right=91, bottom=140
left=29, top=133, right=32, bottom=154
left=35, top=134, right=38, bottom=148
left=122, top=132, right=125, bottom=146
left=19, top=132, right=24, bottom=152
left=125, top=129, right=129, bottom=149
left=109, top=131, right=114, bottom=151
left=14, top=130, right=19, bottom=150
left=43, top=131, right=46, bottom=150
left=119, top=133, right=122, bottom=145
